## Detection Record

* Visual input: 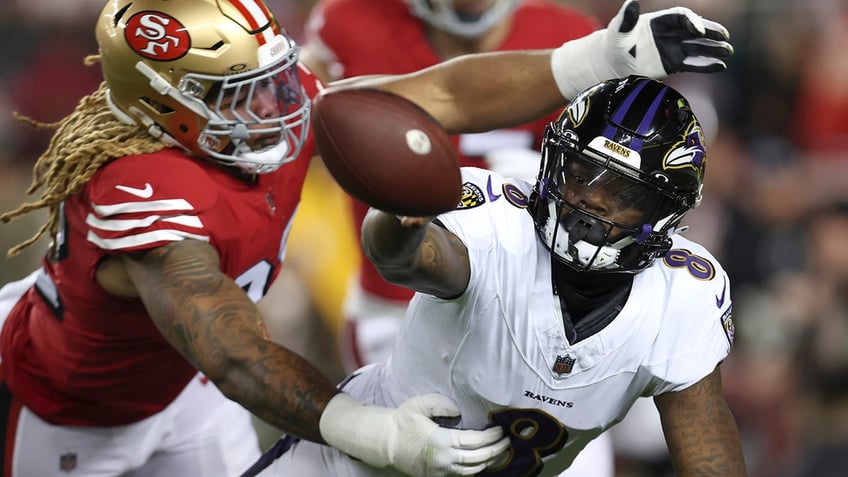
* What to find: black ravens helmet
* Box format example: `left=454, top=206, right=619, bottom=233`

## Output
left=530, top=76, right=707, bottom=273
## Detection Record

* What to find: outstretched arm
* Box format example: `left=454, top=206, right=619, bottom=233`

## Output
left=655, top=366, right=748, bottom=476
left=121, top=239, right=334, bottom=442
left=328, top=0, right=733, bottom=134
left=120, top=239, right=506, bottom=476
left=332, top=50, right=562, bottom=135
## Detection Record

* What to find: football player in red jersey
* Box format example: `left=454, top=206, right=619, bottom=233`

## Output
left=0, top=0, right=732, bottom=475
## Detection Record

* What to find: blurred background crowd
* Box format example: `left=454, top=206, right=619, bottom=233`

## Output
left=0, top=1, right=846, bottom=476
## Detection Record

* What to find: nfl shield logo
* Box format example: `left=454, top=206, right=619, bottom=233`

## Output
left=553, top=355, right=575, bottom=374
left=60, top=452, right=77, bottom=472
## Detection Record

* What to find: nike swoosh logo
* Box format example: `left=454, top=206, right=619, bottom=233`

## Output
left=715, top=277, right=727, bottom=309
left=486, top=175, right=501, bottom=202
left=115, top=183, right=153, bottom=199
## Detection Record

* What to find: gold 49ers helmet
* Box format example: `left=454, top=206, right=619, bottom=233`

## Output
left=97, top=0, right=309, bottom=174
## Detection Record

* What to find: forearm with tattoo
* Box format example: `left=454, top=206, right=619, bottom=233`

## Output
left=362, top=210, right=469, bottom=298
left=124, top=240, right=338, bottom=443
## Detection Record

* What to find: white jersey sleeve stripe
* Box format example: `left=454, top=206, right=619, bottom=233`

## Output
left=92, top=199, right=194, bottom=217
left=87, top=229, right=209, bottom=251
left=161, top=216, right=203, bottom=227
left=85, top=214, right=204, bottom=231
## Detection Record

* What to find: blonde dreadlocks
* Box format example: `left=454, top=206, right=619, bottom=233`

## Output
left=1, top=59, right=168, bottom=259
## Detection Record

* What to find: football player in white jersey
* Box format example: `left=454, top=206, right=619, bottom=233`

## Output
left=251, top=76, right=747, bottom=477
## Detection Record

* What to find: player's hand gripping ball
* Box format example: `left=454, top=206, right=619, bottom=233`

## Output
left=311, top=88, right=461, bottom=217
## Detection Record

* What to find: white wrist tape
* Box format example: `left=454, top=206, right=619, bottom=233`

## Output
left=319, top=392, right=394, bottom=467
left=550, top=30, right=611, bottom=100
left=319, top=391, right=510, bottom=476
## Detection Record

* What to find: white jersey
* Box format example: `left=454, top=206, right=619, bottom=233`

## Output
left=260, top=167, right=735, bottom=477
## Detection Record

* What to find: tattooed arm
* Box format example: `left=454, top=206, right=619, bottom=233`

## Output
left=360, top=209, right=469, bottom=299
left=655, top=366, right=748, bottom=477
left=110, top=239, right=507, bottom=475
left=119, top=239, right=334, bottom=443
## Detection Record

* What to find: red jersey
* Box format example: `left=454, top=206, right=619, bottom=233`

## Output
left=0, top=65, right=321, bottom=427
left=306, top=0, right=599, bottom=301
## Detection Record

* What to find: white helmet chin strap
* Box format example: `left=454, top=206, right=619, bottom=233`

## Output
left=232, top=140, right=291, bottom=174
left=542, top=200, right=631, bottom=270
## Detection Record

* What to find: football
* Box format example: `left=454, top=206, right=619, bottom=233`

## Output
left=311, top=87, right=461, bottom=217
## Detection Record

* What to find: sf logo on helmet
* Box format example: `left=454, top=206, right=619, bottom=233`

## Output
left=125, top=11, right=191, bottom=61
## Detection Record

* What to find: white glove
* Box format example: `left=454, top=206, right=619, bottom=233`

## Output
left=551, top=0, right=733, bottom=98
left=319, top=392, right=510, bottom=476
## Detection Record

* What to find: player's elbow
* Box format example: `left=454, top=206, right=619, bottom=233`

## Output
left=199, top=353, right=266, bottom=406
left=188, top=339, right=266, bottom=400
left=376, top=261, right=468, bottom=299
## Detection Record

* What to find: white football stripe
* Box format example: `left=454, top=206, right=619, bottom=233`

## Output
left=92, top=199, right=194, bottom=216
left=236, top=0, right=271, bottom=23
left=85, top=213, right=204, bottom=231
left=234, top=0, right=276, bottom=44
left=87, top=229, right=209, bottom=251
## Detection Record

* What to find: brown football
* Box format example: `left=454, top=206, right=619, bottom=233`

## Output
left=311, top=87, right=461, bottom=217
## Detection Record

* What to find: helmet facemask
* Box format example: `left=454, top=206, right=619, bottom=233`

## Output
left=407, top=0, right=521, bottom=38
left=190, top=46, right=309, bottom=174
